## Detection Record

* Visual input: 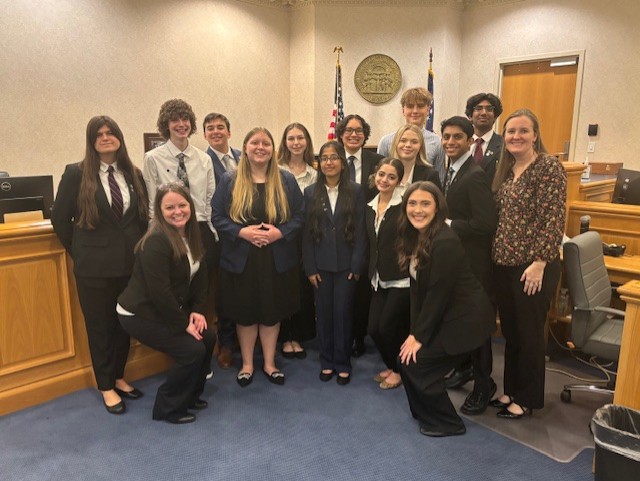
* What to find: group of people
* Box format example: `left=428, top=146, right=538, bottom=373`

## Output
left=50, top=87, right=567, bottom=435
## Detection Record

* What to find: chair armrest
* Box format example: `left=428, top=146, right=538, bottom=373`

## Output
left=593, top=306, right=626, bottom=317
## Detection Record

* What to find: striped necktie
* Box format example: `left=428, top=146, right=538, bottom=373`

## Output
left=107, top=165, right=123, bottom=219
left=444, top=165, right=455, bottom=195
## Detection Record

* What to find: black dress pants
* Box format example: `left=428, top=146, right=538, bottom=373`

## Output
left=494, top=258, right=560, bottom=409
left=368, top=287, right=410, bottom=372
left=75, top=276, right=130, bottom=391
left=119, top=314, right=215, bottom=419
left=352, top=274, right=372, bottom=343
left=399, top=338, right=469, bottom=433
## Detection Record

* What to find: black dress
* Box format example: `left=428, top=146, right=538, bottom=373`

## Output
left=218, top=183, right=300, bottom=326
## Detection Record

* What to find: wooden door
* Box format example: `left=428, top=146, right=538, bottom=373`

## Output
left=500, top=60, right=578, bottom=159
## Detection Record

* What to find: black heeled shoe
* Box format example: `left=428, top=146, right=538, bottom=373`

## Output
left=497, top=406, right=532, bottom=419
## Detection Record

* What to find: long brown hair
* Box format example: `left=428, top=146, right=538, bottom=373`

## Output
left=77, top=116, right=148, bottom=228
left=277, top=123, right=315, bottom=167
left=136, top=183, right=203, bottom=261
left=229, top=127, right=290, bottom=224
left=396, top=181, right=448, bottom=271
left=492, top=108, right=547, bottom=193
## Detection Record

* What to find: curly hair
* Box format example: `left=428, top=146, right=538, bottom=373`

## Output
left=156, top=99, right=197, bottom=140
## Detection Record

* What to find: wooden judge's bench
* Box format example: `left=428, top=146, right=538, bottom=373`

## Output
left=0, top=220, right=171, bottom=415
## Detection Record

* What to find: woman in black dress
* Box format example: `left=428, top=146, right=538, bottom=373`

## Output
left=212, top=127, right=305, bottom=387
left=51, top=116, right=148, bottom=414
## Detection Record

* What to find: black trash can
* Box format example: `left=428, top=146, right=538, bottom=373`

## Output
left=591, top=404, right=640, bottom=481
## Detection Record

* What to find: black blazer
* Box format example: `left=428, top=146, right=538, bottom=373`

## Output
left=360, top=149, right=385, bottom=201
left=302, top=182, right=367, bottom=275
left=445, top=158, right=497, bottom=291
left=366, top=200, right=407, bottom=281
left=118, top=232, right=208, bottom=334
left=410, top=227, right=495, bottom=355
left=51, top=163, right=148, bottom=278
left=413, top=164, right=443, bottom=192
left=478, top=133, right=503, bottom=182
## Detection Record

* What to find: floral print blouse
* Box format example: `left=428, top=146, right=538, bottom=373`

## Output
left=492, top=153, right=566, bottom=266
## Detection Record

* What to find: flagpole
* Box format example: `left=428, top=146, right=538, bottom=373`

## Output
left=426, top=47, right=435, bottom=132
left=328, top=46, right=344, bottom=140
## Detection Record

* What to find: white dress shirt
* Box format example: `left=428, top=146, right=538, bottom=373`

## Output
left=472, top=131, right=496, bottom=158
left=99, top=161, right=130, bottom=214
left=325, top=184, right=339, bottom=213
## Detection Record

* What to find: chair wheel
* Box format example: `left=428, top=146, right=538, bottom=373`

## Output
left=561, top=389, right=571, bottom=403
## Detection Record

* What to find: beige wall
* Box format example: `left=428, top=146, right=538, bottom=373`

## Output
left=2, top=0, right=639, bottom=189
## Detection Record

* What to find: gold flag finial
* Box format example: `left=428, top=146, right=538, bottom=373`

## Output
left=333, top=46, right=343, bottom=65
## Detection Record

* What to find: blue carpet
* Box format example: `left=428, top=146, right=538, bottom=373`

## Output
left=1, top=342, right=593, bottom=481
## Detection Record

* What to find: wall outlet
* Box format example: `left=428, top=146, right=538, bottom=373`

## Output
left=587, top=141, right=596, bottom=153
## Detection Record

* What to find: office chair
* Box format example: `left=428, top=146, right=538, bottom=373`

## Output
left=560, top=231, right=625, bottom=403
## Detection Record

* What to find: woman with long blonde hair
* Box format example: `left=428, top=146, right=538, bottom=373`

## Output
left=390, top=124, right=442, bottom=195
left=212, top=127, right=305, bottom=387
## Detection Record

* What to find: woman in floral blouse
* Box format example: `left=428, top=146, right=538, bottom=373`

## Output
left=489, top=109, right=566, bottom=419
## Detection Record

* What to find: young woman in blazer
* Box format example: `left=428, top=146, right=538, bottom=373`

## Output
left=118, top=183, right=214, bottom=424
left=390, top=124, right=442, bottom=195
left=276, top=123, right=317, bottom=359
left=396, top=182, right=495, bottom=437
left=302, top=141, right=366, bottom=385
left=51, top=116, right=149, bottom=414
left=212, top=127, right=305, bottom=388
left=366, top=158, right=408, bottom=390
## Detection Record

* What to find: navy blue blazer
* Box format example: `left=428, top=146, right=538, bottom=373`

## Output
left=206, top=146, right=241, bottom=185
left=212, top=169, right=305, bottom=274
left=302, top=181, right=367, bottom=276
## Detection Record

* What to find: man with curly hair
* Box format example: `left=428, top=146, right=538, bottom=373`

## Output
left=143, top=98, right=217, bottom=271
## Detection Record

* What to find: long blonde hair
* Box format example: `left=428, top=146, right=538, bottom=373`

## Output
left=390, top=124, right=431, bottom=166
left=229, top=127, right=290, bottom=224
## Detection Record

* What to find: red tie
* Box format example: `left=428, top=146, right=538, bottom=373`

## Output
left=473, top=138, right=484, bottom=164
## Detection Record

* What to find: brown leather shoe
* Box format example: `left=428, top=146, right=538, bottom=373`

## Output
left=217, top=347, right=233, bottom=369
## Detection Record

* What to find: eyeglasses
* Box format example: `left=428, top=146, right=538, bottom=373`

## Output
left=473, top=105, right=496, bottom=112
left=319, top=155, right=341, bottom=163
left=344, top=128, right=364, bottom=135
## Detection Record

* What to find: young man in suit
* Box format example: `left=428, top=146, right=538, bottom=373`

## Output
left=336, top=114, right=384, bottom=357
left=203, top=112, right=241, bottom=369
left=445, top=93, right=504, bottom=390
left=203, top=113, right=241, bottom=185
left=441, top=116, right=498, bottom=415
left=465, top=93, right=504, bottom=182
left=377, top=87, right=446, bottom=183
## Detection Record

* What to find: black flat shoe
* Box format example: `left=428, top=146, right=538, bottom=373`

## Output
left=461, top=381, right=497, bottom=416
left=319, top=370, right=334, bottom=382
left=281, top=349, right=296, bottom=359
left=104, top=400, right=125, bottom=415
left=496, top=407, right=532, bottom=419
left=336, top=373, right=351, bottom=386
left=164, top=412, right=196, bottom=424
left=294, top=349, right=307, bottom=359
left=263, top=370, right=285, bottom=385
left=419, top=425, right=466, bottom=437
left=444, top=366, right=474, bottom=389
left=488, top=396, right=513, bottom=409
left=114, top=387, right=144, bottom=400
left=190, top=399, right=208, bottom=410
left=236, top=371, right=254, bottom=387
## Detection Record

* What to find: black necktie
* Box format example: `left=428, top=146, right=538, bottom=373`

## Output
left=177, top=153, right=190, bottom=188
left=107, top=165, right=123, bottom=219
left=348, top=156, right=356, bottom=182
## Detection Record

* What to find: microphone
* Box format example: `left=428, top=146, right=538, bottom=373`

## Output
left=580, top=215, right=591, bottom=234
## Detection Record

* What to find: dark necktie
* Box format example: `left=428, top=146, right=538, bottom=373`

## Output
left=444, top=165, right=455, bottom=195
left=107, top=165, right=123, bottom=219
left=177, top=153, right=190, bottom=188
left=348, top=156, right=356, bottom=182
left=473, top=138, right=484, bottom=164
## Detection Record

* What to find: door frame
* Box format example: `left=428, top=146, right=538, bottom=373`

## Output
left=495, top=49, right=586, bottom=162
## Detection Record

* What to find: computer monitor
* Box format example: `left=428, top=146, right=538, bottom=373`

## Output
left=0, top=175, right=54, bottom=223
left=612, top=169, right=640, bottom=206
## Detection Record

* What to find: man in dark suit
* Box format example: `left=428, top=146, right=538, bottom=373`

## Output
left=444, top=93, right=504, bottom=390
left=203, top=113, right=241, bottom=185
left=465, top=93, right=504, bottom=183
left=203, top=112, right=241, bottom=369
left=441, top=116, right=498, bottom=415
left=336, top=114, right=384, bottom=357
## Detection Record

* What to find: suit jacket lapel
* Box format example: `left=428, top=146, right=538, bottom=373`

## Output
left=321, top=189, right=335, bottom=224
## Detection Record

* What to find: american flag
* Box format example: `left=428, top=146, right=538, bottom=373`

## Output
left=328, top=57, right=344, bottom=140
left=426, top=48, right=435, bottom=132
